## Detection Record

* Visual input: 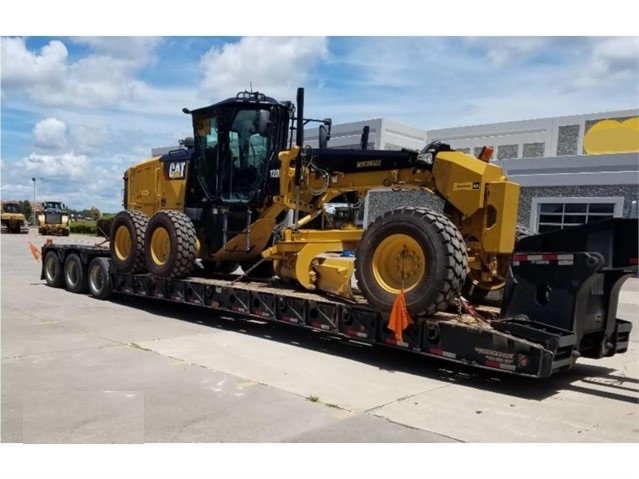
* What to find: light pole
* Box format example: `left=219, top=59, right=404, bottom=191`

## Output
left=32, top=177, right=36, bottom=225
left=31, top=177, right=43, bottom=225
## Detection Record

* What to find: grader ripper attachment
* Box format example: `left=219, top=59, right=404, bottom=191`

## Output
left=110, top=87, right=521, bottom=317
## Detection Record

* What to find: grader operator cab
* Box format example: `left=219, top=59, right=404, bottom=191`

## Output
left=1, top=201, right=30, bottom=234
left=38, top=201, right=70, bottom=236
left=112, top=87, right=521, bottom=317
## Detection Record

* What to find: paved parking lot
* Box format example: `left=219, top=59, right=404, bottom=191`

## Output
left=1, top=229, right=637, bottom=444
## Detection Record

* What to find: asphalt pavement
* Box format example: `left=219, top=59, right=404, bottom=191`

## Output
left=1, top=229, right=637, bottom=444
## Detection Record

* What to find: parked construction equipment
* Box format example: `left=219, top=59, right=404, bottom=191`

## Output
left=35, top=87, right=637, bottom=377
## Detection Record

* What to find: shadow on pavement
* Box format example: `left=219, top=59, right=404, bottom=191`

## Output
left=111, top=294, right=637, bottom=404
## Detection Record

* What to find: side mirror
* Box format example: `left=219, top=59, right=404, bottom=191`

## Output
left=258, top=110, right=270, bottom=136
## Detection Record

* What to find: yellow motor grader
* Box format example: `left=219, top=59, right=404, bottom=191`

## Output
left=110, top=88, right=520, bottom=317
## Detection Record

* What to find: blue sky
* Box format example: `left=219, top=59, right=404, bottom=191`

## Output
left=1, top=35, right=638, bottom=212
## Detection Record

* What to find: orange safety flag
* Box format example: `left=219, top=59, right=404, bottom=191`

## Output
left=388, top=289, right=414, bottom=343
left=28, top=241, right=41, bottom=261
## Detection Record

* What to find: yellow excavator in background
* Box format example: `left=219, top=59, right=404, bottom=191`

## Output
left=110, top=88, right=520, bottom=317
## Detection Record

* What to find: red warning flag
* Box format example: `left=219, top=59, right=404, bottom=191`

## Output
left=388, top=290, right=414, bottom=343
left=28, top=241, right=41, bottom=261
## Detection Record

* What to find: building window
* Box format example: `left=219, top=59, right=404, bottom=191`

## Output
left=497, top=144, right=519, bottom=160
left=522, top=142, right=545, bottom=158
left=556, top=124, right=580, bottom=156
left=531, top=197, right=623, bottom=233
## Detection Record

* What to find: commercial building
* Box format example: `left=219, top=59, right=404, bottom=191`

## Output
left=306, top=110, right=639, bottom=232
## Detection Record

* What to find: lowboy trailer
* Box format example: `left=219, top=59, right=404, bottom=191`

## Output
left=39, top=218, right=637, bottom=378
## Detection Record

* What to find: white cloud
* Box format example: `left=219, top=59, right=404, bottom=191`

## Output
left=463, top=37, right=552, bottom=66
left=199, top=37, right=329, bottom=101
left=70, top=37, right=161, bottom=61
left=568, top=37, right=639, bottom=90
left=18, top=152, right=89, bottom=180
left=0, top=150, right=132, bottom=212
left=33, top=118, right=67, bottom=151
left=1, top=38, right=68, bottom=90
left=0, top=37, right=160, bottom=108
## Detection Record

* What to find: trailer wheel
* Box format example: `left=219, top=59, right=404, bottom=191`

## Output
left=44, top=251, right=65, bottom=288
left=144, top=210, right=197, bottom=279
left=88, top=257, right=112, bottom=300
left=110, top=210, right=149, bottom=274
left=462, top=223, right=536, bottom=305
left=64, top=253, right=88, bottom=293
left=355, top=207, right=468, bottom=317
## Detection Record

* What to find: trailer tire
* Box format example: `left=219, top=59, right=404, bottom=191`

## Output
left=110, top=210, right=148, bottom=274
left=64, top=253, right=88, bottom=293
left=462, top=223, right=536, bottom=305
left=145, top=210, right=197, bottom=279
left=88, top=257, right=112, bottom=300
left=355, top=207, right=467, bottom=317
left=44, top=251, right=65, bottom=288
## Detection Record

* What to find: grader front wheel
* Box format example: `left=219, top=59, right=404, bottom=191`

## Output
left=354, top=207, right=468, bottom=317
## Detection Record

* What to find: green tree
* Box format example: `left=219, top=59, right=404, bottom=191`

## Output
left=90, top=205, right=102, bottom=220
left=19, top=200, right=33, bottom=221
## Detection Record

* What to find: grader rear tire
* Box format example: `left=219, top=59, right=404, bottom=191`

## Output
left=144, top=210, right=197, bottom=279
left=110, top=210, right=149, bottom=274
left=354, top=207, right=468, bottom=317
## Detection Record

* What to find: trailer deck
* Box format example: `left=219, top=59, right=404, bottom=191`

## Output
left=39, top=218, right=636, bottom=379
